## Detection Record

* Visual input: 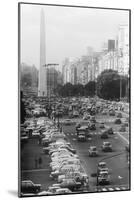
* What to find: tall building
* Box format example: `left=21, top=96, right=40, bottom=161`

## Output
left=38, top=9, right=47, bottom=97
left=117, top=24, right=129, bottom=75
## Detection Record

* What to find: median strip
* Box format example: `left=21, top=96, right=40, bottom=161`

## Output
left=21, top=168, right=50, bottom=173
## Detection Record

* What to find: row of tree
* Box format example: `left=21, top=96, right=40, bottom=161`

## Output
left=55, top=70, right=129, bottom=100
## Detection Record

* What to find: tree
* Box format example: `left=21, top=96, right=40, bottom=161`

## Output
left=96, top=69, right=127, bottom=100
left=84, top=81, right=96, bottom=96
left=20, top=91, right=26, bottom=124
left=21, top=73, right=32, bottom=87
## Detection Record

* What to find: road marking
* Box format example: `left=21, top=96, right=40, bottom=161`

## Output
left=116, top=132, right=129, bottom=143
left=21, top=168, right=50, bottom=173
left=118, top=175, right=123, bottom=179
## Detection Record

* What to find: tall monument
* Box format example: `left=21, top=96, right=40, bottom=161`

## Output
left=38, top=9, right=47, bottom=96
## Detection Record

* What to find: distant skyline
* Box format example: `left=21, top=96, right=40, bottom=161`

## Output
left=20, top=4, right=129, bottom=69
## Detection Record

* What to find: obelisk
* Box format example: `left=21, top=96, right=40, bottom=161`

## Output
left=38, top=9, right=47, bottom=96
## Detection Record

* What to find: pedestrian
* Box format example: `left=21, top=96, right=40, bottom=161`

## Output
left=38, top=157, right=42, bottom=168
left=35, top=157, right=38, bottom=169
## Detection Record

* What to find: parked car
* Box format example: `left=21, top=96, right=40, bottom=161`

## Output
left=21, top=180, right=41, bottom=194
left=59, top=179, right=82, bottom=191
left=89, top=122, right=96, bottom=130
left=48, top=186, right=61, bottom=193
left=55, top=188, right=72, bottom=194
left=88, top=146, right=98, bottom=157
left=37, top=191, right=53, bottom=196
left=63, top=119, right=73, bottom=125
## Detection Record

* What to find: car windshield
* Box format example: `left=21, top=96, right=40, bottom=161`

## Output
left=92, top=147, right=96, bottom=151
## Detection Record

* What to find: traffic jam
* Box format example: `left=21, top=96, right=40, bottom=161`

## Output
left=20, top=96, right=130, bottom=196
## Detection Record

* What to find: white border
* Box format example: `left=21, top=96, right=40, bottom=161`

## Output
left=0, top=0, right=133, bottom=199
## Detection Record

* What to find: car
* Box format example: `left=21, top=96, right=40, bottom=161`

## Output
left=37, top=191, right=53, bottom=196
left=83, top=114, right=90, bottom=120
left=48, top=186, right=61, bottom=193
left=98, top=171, right=110, bottom=185
left=76, top=123, right=81, bottom=129
left=114, top=118, right=122, bottom=124
left=90, top=116, right=96, bottom=123
left=101, top=142, right=112, bottom=152
left=107, top=127, right=114, bottom=134
left=89, top=123, right=96, bottom=130
left=59, top=145, right=76, bottom=154
left=21, top=132, right=29, bottom=143
left=102, top=110, right=107, bottom=115
left=63, top=119, right=73, bottom=125
left=55, top=188, right=72, bottom=194
left=116, top=112, right=122, bottom=118
left=98, top=162, right=107, bottom=172
left=73, top=111, right=79, bottom=118
left=109, top=110, right=115, bottom=116
left=59, top=179, right=82, bottom=191
left=100, top=131, right=109, bottom=139
left=99, top=122, right=105, bottom=129
left=119, top=125, right=126, bottom=132
left=88, top=146, right=98, bottom=157
left=21, top=180, right=41, bottom=194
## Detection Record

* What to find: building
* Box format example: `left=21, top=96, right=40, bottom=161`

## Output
left=38, top=9, right=47, bottom=97
left=98, top=25, right=129, bottom=76
left=117, top=24, right=129, bottom=75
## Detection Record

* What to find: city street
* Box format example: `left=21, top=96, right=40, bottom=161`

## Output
left=21, top=109, right=130, bottom=193
left=20, top=4, right=130, bottom=196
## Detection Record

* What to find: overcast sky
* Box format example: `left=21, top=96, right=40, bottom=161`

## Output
left=20, top=4, right=129, bottom=69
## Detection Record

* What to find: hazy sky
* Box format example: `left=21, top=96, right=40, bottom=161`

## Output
left=20, top=4, right=129, bottom=69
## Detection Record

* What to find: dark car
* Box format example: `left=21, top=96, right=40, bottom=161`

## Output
left=89, top=123, right=96, bottom=130
left=114, top=118, right=122, bottom=124
left=21, top=180, right=41, bottom=194
left=107, top=127, right=114, bottom=134
left=100, top=131, right=109, bottom=139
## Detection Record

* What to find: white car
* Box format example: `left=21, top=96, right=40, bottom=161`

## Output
left=55, top=188, right=72, bottom=194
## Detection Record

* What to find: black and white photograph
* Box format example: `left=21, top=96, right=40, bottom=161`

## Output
left=19, top=3, right=130, bottom=197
